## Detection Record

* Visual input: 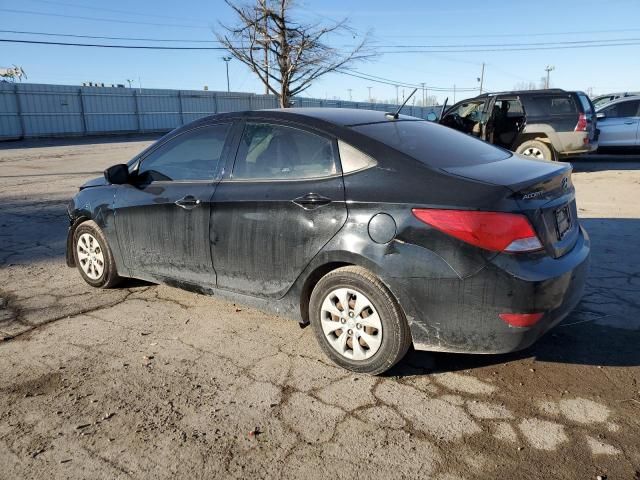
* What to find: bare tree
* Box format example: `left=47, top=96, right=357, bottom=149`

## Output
left=218, top=0, right=371, bottom=107
left=513, top=81, right=538, bottom=91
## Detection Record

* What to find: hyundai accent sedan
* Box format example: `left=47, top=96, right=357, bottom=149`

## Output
left=66, top=109, right=590, bottom=375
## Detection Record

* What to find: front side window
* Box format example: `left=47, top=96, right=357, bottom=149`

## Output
left=602, top=100, right=640, bottom=118
left=445, top=101, right=485, bottom=121
left=138, top=124, right=230, bottom=182
left=232, top=123, right=337, bottom=180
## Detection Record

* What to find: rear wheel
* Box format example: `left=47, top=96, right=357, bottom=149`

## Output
left=515, top=140, right=554, bottom=161
left=73, top=220, right=121, bottom=288
left=309, top=266, right=411, bottom=375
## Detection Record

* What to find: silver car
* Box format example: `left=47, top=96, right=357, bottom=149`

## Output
left=596, top=97, right=640, bottom=147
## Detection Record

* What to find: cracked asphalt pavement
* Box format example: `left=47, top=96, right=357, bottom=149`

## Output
left=1, top=137, right=639, bottom=479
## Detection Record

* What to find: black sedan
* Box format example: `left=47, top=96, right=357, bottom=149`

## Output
left=66, top=109, right=590, bottom=374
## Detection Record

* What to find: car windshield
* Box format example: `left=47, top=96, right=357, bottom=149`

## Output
left=351, top=120, right=511, bottom=168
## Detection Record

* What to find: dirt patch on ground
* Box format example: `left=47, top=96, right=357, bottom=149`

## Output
left=1, top=138, right=639, bottom=479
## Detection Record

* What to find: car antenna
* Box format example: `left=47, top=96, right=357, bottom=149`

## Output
left=385, top=88, right=418, bottom=120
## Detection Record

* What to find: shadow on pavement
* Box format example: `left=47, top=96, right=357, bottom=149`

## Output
left=3, top=189, right=639, bottom=373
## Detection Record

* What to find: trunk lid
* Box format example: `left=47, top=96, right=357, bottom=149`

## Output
left=443, top=154, right=578, bottom=258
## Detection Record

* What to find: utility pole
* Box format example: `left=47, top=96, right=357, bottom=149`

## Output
left=367, top=86, right=372, bottom=103
left=402, top=88, right=405, bottom=102
left=347, top=88, right=352, bottom=101
left=478, top=62, right=485, bottom=94
left=260, top=0, right=269, bottom=95
left=395, top=85, right=399, bottom=105
left=222, top=56, right=232, bottom=92
left=544, top=65, right=555, bottom=89
left=421, top=82, right=425, bottom=106
left=453, top=84, right=456, bottom=104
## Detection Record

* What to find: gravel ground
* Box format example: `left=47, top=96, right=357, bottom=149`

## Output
left=1, top=136, right=639, bottom=480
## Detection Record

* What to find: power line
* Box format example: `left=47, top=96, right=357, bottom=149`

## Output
left=0, top=29, right=221, bottom=44
left=372, top=27, right=640, bottom=39
left=378, top=41, right=640, bottom=54
left=337, top=69, right=477, bottom=92
left=24, top=0, right=204, bottom=23
left=0, top=8, right=210, bottom=29
left=373, top=37, right=640, bottom=48
left=5, top=27, right=640, bottom=51
left=0, top=39, right=229, bottom=50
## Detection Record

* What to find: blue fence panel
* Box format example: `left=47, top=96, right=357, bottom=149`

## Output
left=0, top=82, right=443, bottom=140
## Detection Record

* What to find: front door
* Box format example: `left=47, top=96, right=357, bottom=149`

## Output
left=597, top=99, right=640, bottom=147
left=211, top=121, right=347, bottom=298
left=114, top=123, right=232, bottom=286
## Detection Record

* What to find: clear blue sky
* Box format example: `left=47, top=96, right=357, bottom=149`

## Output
left=2, top=0, right=640, bottom=104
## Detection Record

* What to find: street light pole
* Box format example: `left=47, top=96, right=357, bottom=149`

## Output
left=222, top=56, right=232, bottom=92
left=478, top=62, right=485, bottom=94
left=367, top=86, right=372, bottom=103
left=544, top=65, right=555, bottom=89
left=395, top=85, right=399, bottom=105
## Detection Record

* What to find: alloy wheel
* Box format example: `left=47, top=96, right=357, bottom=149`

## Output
left=76, top=233, right=105, bottom=280
left=320, top=287, right=383, bottom=360
left=521, top=146, right=545, bottom=159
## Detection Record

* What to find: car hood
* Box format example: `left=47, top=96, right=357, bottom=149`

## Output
left=80, top=176, right=108, bottom=190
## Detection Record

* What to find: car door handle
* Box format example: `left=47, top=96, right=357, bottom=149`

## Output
left=624, top=121, right=635, bottom=125
left=175, top=195, right=201, bottom=210
left=293, top=193, right=331, bottom=210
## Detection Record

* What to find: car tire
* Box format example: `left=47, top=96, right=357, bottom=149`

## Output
left=515, top=140, right=554, bottom=161
left=73, top=220, right=121, bottom=288
left=309, top=266, right=411, bottom=375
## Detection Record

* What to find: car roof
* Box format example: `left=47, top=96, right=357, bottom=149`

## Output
left=188, top=108, right=423, bottom=128
left=596, top=95, right=640, bottom=110
left=260, top=108, right=422, bottom=126
left=471, top=88, right=569, bottom=99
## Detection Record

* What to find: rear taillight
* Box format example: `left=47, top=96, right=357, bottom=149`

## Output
left=575, top=113, right=587, bottom=132
left=412, top=209, right=543, bottom=253
left=499, top=312, right=544, bottom=327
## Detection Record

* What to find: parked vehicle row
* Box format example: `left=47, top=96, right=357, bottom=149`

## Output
left=430, top=89, right=598, bottom=161
left=67, top=108, right=590, bottom=374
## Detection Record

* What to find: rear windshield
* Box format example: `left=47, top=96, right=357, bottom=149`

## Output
left=351, top=120, right=510, bottom=168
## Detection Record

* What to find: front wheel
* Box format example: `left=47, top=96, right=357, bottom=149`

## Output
left=309, top=266, right=411, bottom=375
left=73, top=220, right=121, bottom=288
left=515, top=140, right=554, bottom=161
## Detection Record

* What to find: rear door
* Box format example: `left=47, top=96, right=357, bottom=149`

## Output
left=114, top=123, right=232, bottom=285
left=211, top=121, right=347, bottom=298
left=597, top=99, right=640, bottom=146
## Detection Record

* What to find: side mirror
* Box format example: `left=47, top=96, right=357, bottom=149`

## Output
left=596, top=112, right=606, bottom=120
left=426, top=112, right=438, bottom=122
left=104, top=164, right=130, bottom=184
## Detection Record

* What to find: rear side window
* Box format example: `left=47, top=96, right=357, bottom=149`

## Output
left=352, top=120, right=510, bottom=168
left=138, top=124, right=230, bottom=182
left=527, top=95, right=577, bottom=115
left=602, top=100, right=640, bottom=118
left=577, top=94, right=594, bottom=114
left=232, top=123, right=337, bottom=180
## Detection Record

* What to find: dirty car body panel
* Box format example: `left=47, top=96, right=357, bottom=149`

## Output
left=67, top=108, right=590, bottom=355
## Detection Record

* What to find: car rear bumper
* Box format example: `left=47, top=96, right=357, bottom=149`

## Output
left=389, top=225, right=590, bottom=353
